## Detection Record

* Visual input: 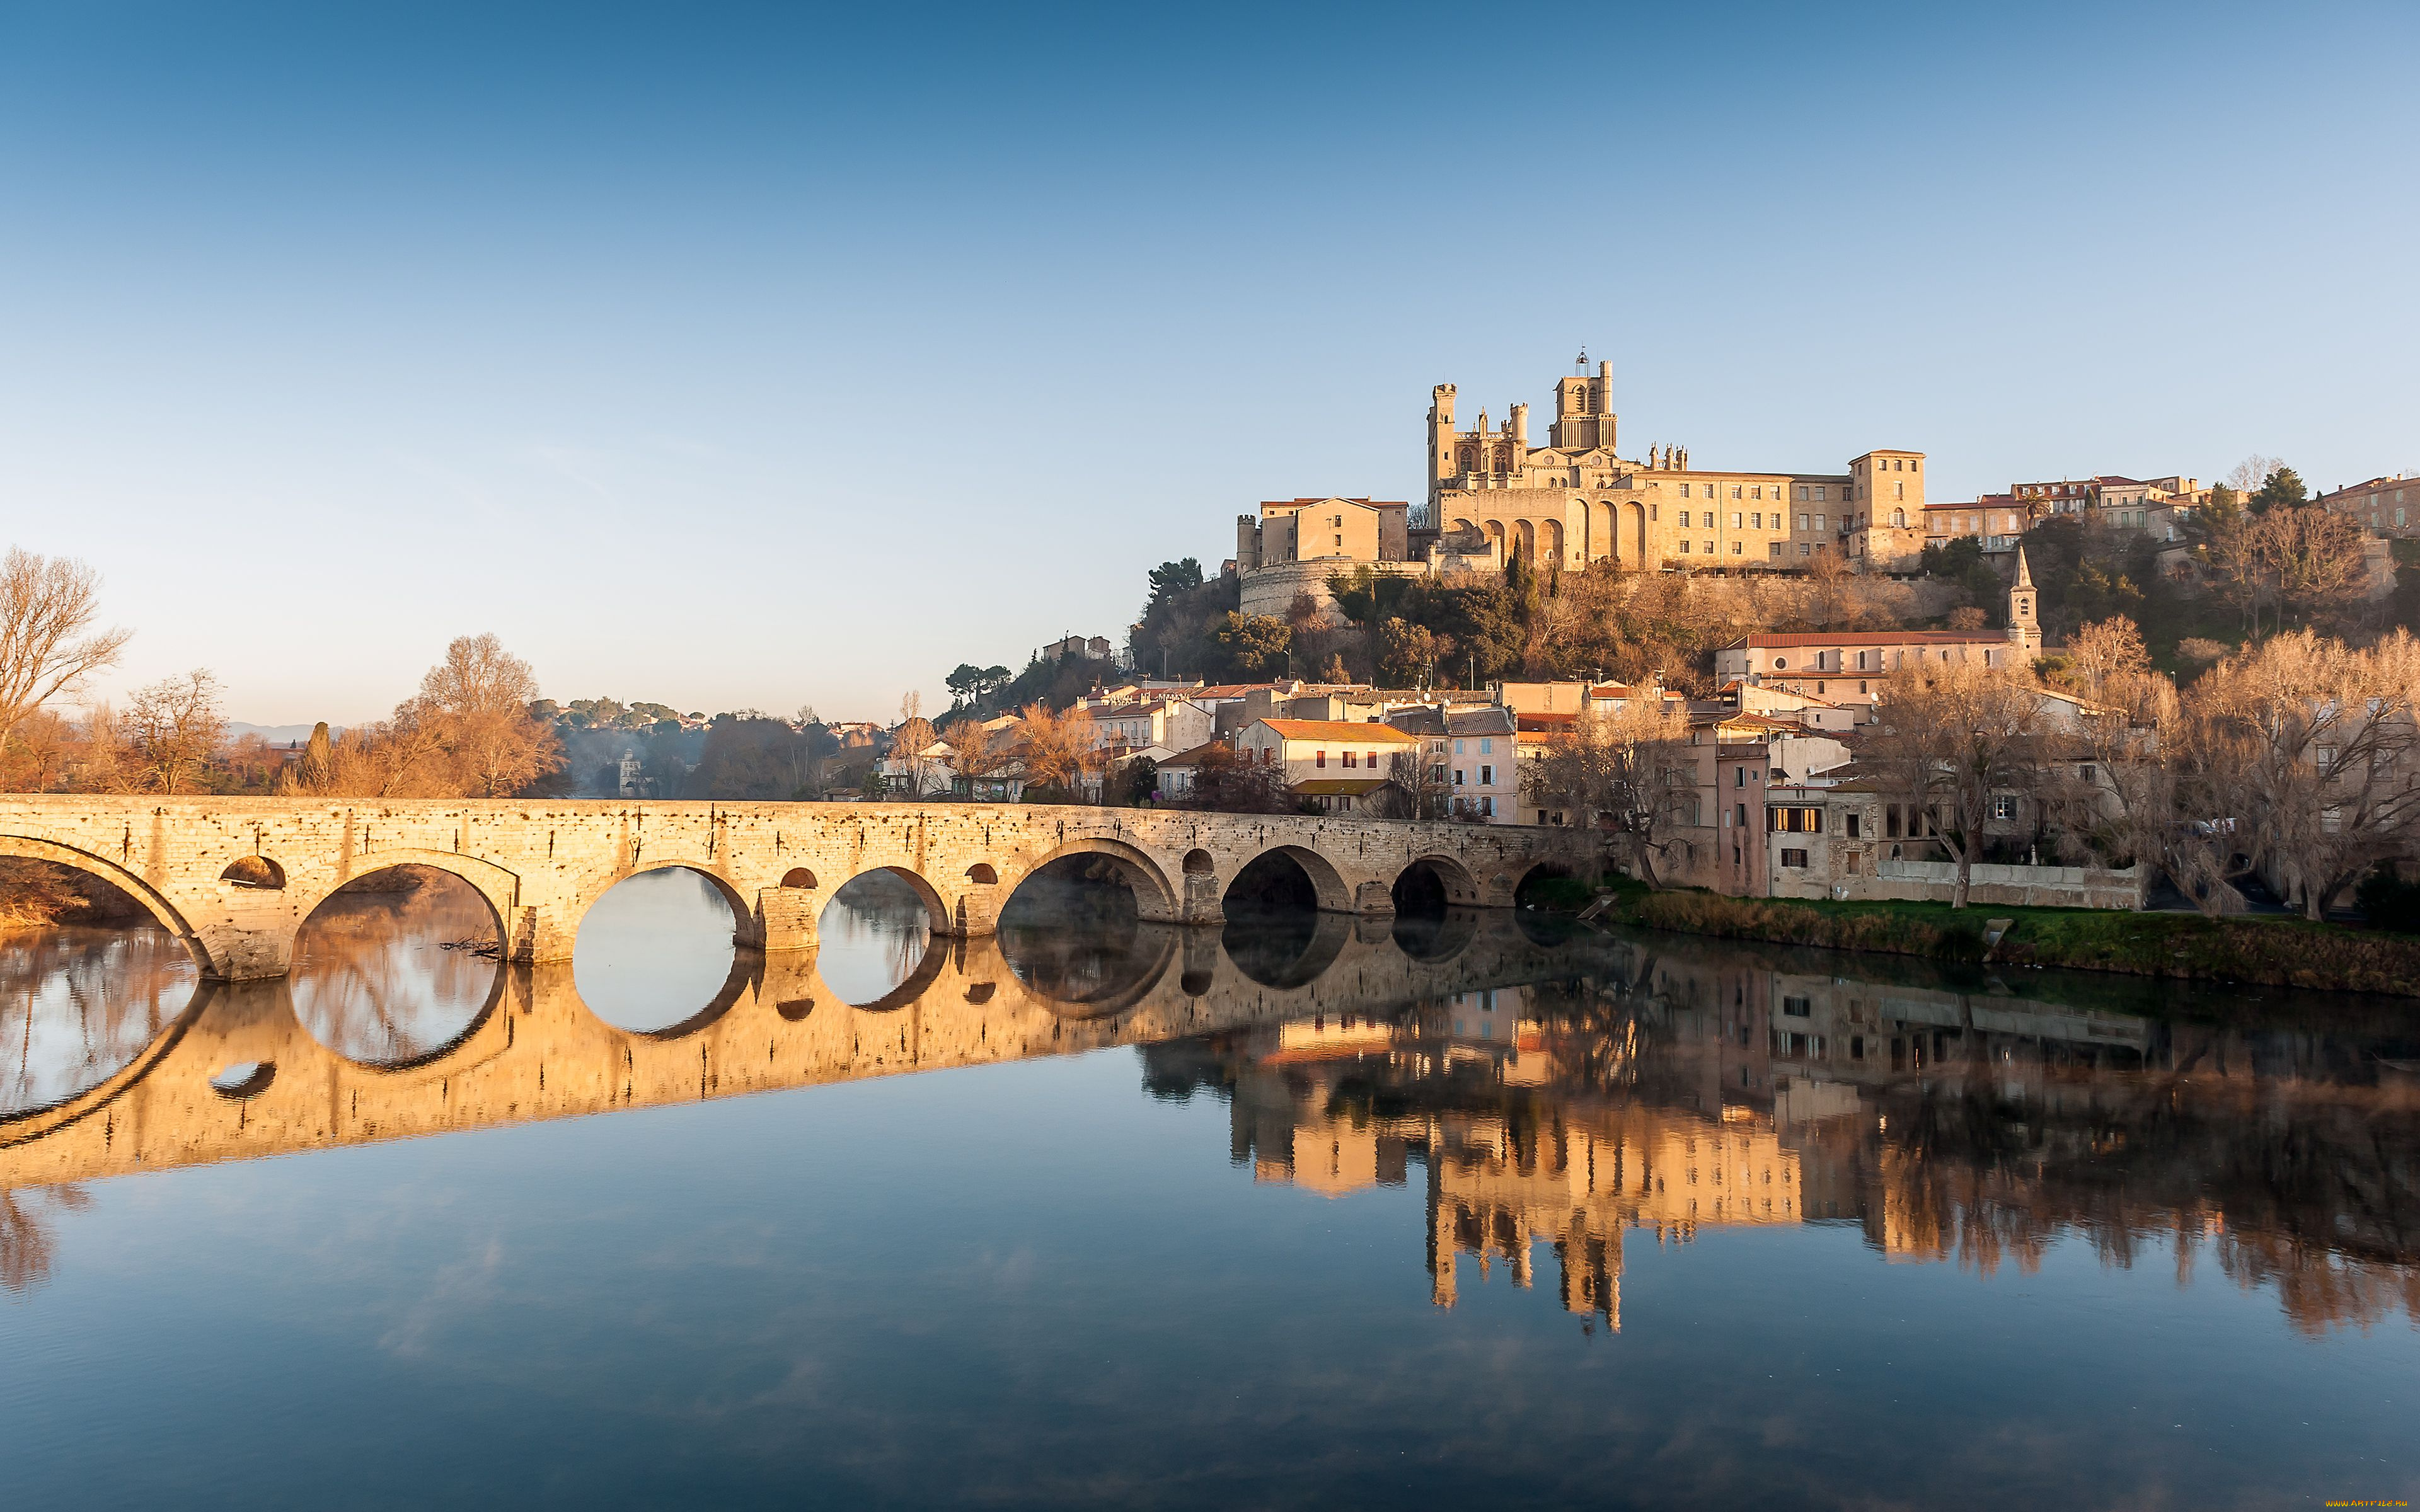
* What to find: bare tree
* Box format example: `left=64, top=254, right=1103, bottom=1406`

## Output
left=115, top=669, right=226, bottom=794
left=1520, top=698, right=1691, bottom=886
left=2059, top=616, right=2150, bottom=704
left=0, top=549, right=132, bottom=762
left=2226, top=454, right=2285, bottom=497
left=418, top=633, right=562, bottom=797
left=2187, top=631, right=2420, bottom=920
left=1008, top=701, right=1090, bottom=794
left=1871, top=662, right=2048, bottom=908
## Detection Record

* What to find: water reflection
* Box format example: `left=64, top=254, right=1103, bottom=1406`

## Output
left=1150, top=941, right=2420, bottom=1336
left=815, top=869, right=932, bottom=1007
left=572, top=868, right=740, bottom=1031
left=3, top=895, right=2417, bottom=1343
left=291, top=872, right=499, bottom=1065
left=0, top=925, right=197, bottom=1117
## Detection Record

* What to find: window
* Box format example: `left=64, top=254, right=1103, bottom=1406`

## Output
left=1453, top=768, right=1464, bottom=786
left=1815, top=513, right=1826, bottom=530
left=1799, top=542, right=1811, bottom=556
left=1680, top=540, right=1691, bottom=553
left=1315, top=750, right=1326, bottom=768
left=2324, top=805, right=2343, bottom=833
left=1735, top=767, right=1746, bottom=788
left=1797, top=513, right=1811, bottom=531
left=1342, top=750, right=1357, bottom=768
left=1731, top=512, right=1743, bottom=528
left=1845, top=850, right=1860, bottom=874
left=1782, top=995, right=1811, bottom=1016
left=1773, top=656, right=1788, bottom=670
left=2079, top=764, right=2096, bottom=783
left=1846, top=812, right=1861, bottom=838
left=1893, top=483, right=1904, bottom=501
left=1479, top=764, right=1494, bottom=785
left=1814, top=485, right=1826, bottom=501
left=1454, top=739, right=1465, bottom=755
left=1795, top=485, right=1809, bottom=501
left=1992, top=794, right=2016, bottom=821
left=1780, top=847, right=1809, bottom=868
left=1680, top=483, right=1691, bottom=498
left=1480, top=796, right=1494, bottom=817
left=1478, top=738, right=1492, bottom=754
left=1770, top=542, right=1783, bottom=559
left=1751, top=512, right=1762, bottom=528
left=1751, top=486, right=1763, bottom=500
left=1678, top=510, right=1691, bottom=527
left=1736, top=802, right=1748, bottom=827
left=1731, top=541, right=1743, bottom=554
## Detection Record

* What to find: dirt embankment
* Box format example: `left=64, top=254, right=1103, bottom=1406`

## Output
left=0, top=858, right=152, bottom=931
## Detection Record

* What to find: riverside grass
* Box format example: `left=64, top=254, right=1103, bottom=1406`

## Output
left=1602, top=885, right=2420, bottom=997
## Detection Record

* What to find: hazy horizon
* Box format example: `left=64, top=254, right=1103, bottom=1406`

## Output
left=4, top=1, right=2412, bottom=726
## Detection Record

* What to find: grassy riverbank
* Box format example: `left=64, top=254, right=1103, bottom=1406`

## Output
left=1589, top=884, right=2420, bottom=998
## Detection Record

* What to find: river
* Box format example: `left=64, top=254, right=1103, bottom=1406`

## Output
left=2, top=864, right=2415, bottom=1508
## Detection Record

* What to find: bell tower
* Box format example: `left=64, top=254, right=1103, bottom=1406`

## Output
left=2007, top=545, right=2041, bottom=658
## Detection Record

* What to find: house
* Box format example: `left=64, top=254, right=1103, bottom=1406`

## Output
left=876, top=740, right=959, bottom=798
left=1083, top=697, right=1214, bottom=755
left=1383, top=706, right=1519, bottom=822
left=1236, top=718, right=1420, bottom=801
left=1154, top=742, right=1227, bottom=801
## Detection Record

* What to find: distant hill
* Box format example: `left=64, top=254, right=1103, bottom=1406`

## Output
left=225, top=722, right=346, bottom=747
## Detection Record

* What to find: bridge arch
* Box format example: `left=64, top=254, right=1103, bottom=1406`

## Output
left=0, top=833, right=209, bottom=970
left=1395, top=854, right=1482, bottom=908
left=296, top=850, right=519, bottom=947
left=1003, top=838, right=1176, bottom=921
left=1225, top=844, right=1352, bottom=914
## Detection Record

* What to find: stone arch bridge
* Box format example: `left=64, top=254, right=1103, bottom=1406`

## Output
left=0, top=798, right=1581, bottom=980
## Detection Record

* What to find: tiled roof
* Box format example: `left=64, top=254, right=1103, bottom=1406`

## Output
left=1737, top=631, right=2011, bottom=648
left=1257, top=719, right=1419, bottom=743
left=1158, top=742, right=1228, bottom=768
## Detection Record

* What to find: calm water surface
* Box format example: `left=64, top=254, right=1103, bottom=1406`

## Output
left=3, top=864, right=2416, bottom=1509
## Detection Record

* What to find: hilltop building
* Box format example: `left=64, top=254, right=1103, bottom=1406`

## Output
left=1236, top=355, right=1928, bottom=614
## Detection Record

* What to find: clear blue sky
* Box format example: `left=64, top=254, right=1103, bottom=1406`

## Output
left=2, top=2, right=2412, bottom=724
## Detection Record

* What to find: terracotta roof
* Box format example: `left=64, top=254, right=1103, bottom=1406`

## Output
left=1515, top=712, right=1577, bottom=731
left=1255, top=719, right=1419, bottom=743
left=1157, top=742, right=1228, bottom=769
left=1738, top=631, right=2011, bottom=648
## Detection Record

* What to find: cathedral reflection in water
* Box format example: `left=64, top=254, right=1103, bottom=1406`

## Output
left=4, top=885, right=2417, bottom=1336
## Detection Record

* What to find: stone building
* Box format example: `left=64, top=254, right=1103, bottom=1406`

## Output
left=1714, top=546, right=2044, bottom=706
left=2318, top=474, right=2416, bottom=537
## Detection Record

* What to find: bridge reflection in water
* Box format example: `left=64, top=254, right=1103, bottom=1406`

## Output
left=4, top=891, right=2417, bottom=1337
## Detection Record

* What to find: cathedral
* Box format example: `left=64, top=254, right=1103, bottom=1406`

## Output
left=1425, top=356, right=1927, bottom=573
left=1236, top=357, right=1930, bottom=615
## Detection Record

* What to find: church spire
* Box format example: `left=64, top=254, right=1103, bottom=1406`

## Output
left=2006, top=544, right=2041, bottom=658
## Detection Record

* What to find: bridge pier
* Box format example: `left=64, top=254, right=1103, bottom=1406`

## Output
left=1352, top=881, right=1397, bottom=919
left=510, top=905, right=582, bottom=965
left=195, top=922, right=297, bottom=981
left=941, top=879, right=1003, bottom=939
left=746, top=886, right=821, bottom=953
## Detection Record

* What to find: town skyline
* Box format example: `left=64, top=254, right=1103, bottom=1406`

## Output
left=3, top=3, right=2413, bottom=723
